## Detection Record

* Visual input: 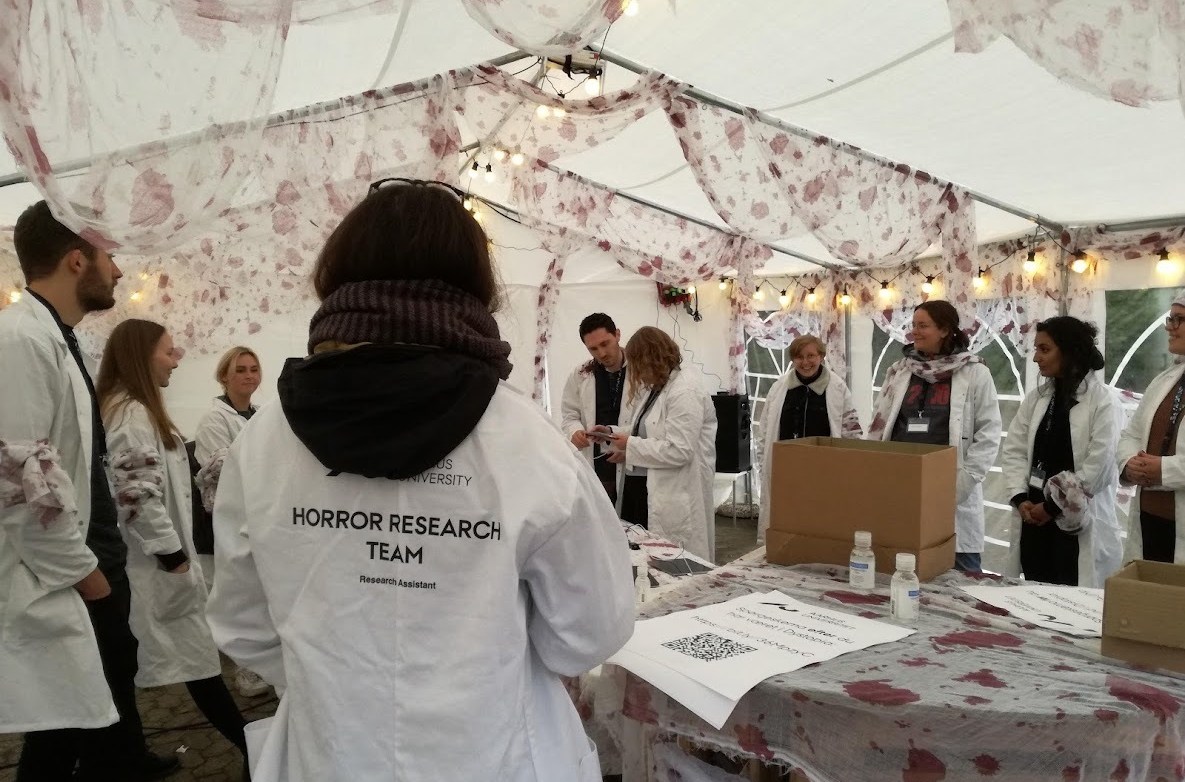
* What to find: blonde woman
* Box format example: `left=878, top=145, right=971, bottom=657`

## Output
left=596, top=326, right=718, bottom=561
left=757, top=334, right=862, bottom=543
left=194, top=346, right=261, bottom=467
left=97, top=319, right=248, bottom=772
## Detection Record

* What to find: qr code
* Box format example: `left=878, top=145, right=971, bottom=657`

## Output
left=662, top=632, right=757, bottom=662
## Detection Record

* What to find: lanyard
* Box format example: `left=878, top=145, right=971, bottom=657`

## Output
left=632, top=387, right=662, bottom=436
left=915, top=378, right=931, bottom=417
left=1160, top=376, right=1185, bottom=456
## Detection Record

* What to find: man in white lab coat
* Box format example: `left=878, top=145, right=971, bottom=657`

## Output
left=0, top=202, right=176, bottom=781
left=559, top=313, right=627, bottom=502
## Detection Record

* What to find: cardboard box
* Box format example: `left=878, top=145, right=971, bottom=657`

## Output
left=1101, top=560, right=1185, bottom=674
left=768, top=437, right=957, bottom=550
left=765, top=529, right=956, bottom=581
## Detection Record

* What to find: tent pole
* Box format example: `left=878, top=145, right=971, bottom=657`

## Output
left=1057, top=245, right=1070, bottom=317
left=1096, top=214, right=1185, bottom=233
left=0, top=50, right=535, bottom=191
left=590, top=48, right=1063, bottom=234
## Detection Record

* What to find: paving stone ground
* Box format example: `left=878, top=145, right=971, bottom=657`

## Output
left=0, top=515, right=761, bottom=782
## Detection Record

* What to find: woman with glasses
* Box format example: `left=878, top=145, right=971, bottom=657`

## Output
left=1000, top=317, right=1123, bottom=586
left=867, top=300, right=1002, bottom=573
left=1117, top=294, right=1185, bottom=563
left=205, top=179, right=633, bottom=781
left=756, top=334, right=862, bottom=544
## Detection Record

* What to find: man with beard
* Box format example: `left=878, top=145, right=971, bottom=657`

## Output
left=560, top=313, right=628, bottom=503
left=0, top=201, right=178, bottom=781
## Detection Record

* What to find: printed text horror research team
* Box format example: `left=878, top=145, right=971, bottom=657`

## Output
left=291, top=508, right=502, bottom=540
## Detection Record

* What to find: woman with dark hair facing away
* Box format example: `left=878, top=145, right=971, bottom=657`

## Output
left=97, top=319, right=249, bottom=773
left=868, top=300, right=1002, bottom=573
left=594, top=326, right=717, bottom=562
left=1000, top=317, right=1123, bottom=586
left=205, top=179, right=633, bottom=782
left=756, top=334, right=862, bottom=544
left=1117, top=290, right=1185, bottom=564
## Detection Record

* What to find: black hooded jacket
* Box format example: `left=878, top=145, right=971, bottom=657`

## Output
left=278, top=344, right=500, bottom=479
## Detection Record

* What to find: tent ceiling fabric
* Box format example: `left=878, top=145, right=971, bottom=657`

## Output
left=1, top=0, right=1183, bottom=255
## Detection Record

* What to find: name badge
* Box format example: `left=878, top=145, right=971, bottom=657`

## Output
left=1029, top=466, right=1047, bottom=490
left=907, top=417, right=931, bottom=434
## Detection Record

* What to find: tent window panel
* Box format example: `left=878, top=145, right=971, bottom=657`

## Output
left=871, top=327, right=904, bottom=390
left=1106, top=288, right=1178, bottom=394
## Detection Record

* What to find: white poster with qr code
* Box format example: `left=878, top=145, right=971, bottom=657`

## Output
left=608, top=590, right=914, bottom=726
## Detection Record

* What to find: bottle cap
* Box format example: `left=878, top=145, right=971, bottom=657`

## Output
left=854, top=531, right=871, bottom=547
left=895, top=552, right=916, bottom=571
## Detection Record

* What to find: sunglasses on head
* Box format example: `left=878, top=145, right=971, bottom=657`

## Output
left=368, top=177, right=467, bottom=201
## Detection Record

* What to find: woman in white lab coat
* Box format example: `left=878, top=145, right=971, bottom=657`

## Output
left=97, top=319, right=248, bottom=767
left=756, top=334, right=862, bottom=543
left=205, top=179, right=634, bottom=782
left=194, top=346, right=261, bottom=467
left=1117, top=291, right=1185, bottom=563
left=868, top=300, right=1002, bottom=573
left=999, top=316, right=1123, bottom=587
left=598, top=326, right=718, bottom=562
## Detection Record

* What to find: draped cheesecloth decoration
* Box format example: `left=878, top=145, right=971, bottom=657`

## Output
left=450, top=65, right=681, bottom=164
left=947, top=0, right=1185, bottom=111
left=48, top=74, right=460, bottom=355
left=664, top=95, right=979, bottom=334
left=0, top=0, right=295, bottom=252
left=511, top=162, right=764, bottom=396
left=461, top=0, right=623, bottom=56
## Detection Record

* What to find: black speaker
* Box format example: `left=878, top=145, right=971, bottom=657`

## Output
left=711, top=393, right=752, bottom=473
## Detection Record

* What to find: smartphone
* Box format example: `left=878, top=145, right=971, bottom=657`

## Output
left=586, top=430, right=615, bottom=443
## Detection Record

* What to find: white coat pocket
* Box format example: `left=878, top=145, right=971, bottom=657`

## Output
left=1, top=565, right=89, bottom=646
left=150, top=567, right=202, bottom=623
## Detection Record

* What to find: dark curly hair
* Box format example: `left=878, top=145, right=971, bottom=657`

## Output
left=1035, top=315, right=1105, bottom=393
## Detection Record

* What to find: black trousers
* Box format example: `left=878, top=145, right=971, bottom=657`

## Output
left=186, top=675, right=248, bottom=754
left=620, top=475, right=649, bottom=529
left=18, top=575, right=146, bottom=782
left=1020, top=521, right=1080, bottom=585
left=1140, top=512, right=1176, bottom=563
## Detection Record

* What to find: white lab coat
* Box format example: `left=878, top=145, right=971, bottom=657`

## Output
left=559, top=363, right=598, bottom=465
left=1000, top=375, right=1124, bottom=587
left=0, top=293, right=116, bottom=731
left=756, top=368, right=862, bottom=542
left=194, top=397, right=255, bottom=467
left=1117, top=363, right=1185, bottom=563
left=613, top=368, right=718, bottom=562
left=206, top=386, right=634, bottom=782
left=105, top=395, right=221, bottom=687
left=871, top=361, right=1002, bottom=553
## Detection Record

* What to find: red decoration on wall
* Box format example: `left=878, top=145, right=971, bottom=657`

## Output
left=656, top=281, right=692, bottom=307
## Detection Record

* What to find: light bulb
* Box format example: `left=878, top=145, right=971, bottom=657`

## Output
left=687, top=285, right=696, bottom=294
left=535, top=105, right=550, bottom=119
left=778, top=290, right=789, bottom=308
left=484, top=163, right=495, bottom=183
left=1023, top=251, right=1037, bottom=273
left=973, top=271, right=986, bottom=290
left=468, top=161, right=479, bottom=179
left=510, top=151, right=525, bottom=166
left=7, top=290, right=20, bottom=304
left=718, top=279, right=728, bottom=291
left=129, top=291, right=142, bottom=302
left=1070, top=253, right=1089, bottom=274
left=839, top=292, right=852, bottom=306
left=551, top=107, right=567, bottom=118
left=622, top=0, right=638, bottom=16
left=1157, top=248, right=1177, bottom=275
left=806, top=289, right=817, bottom=304
left=921, top=276, right=934, bottom=294
left=879, top=282, right=891, bottom=300
left=584, top=75, right=601, bottom=96
left=492, top=148, right=507, bottom=162
left=753, top=288, right=764, bottom=301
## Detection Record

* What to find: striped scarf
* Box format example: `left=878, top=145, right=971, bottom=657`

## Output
left=307, top=279, right=512, bottom=380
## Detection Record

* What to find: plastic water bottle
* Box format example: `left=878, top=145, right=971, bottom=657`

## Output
left=890, top=553, right=920, bottom=621
left=848, top=531, right=875, bottom=591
